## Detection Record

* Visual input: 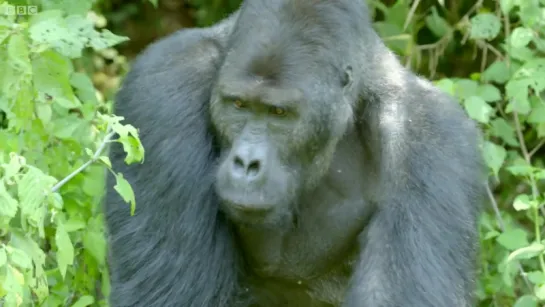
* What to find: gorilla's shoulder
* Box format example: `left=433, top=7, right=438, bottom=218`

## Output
left=125, top=15, right=237, bottom=82
left=113, top=16, right=237, bottom=120
left=127, top=30, right=221, bottom=78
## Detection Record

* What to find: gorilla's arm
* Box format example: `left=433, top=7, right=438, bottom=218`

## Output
left=104, top=17, right=242, bottom=307
left=345, top=56, right=483, bottom=307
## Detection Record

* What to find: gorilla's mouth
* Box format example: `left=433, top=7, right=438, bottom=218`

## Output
left=217, top=192, right=281, bottom=224
left=230, top=205, right=271, bottom=221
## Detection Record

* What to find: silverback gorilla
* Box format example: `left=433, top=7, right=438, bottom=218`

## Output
left=104, top=1, right=485, bottom=306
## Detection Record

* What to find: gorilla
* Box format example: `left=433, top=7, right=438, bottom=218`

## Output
left=104, top=0, right=484, bottom=306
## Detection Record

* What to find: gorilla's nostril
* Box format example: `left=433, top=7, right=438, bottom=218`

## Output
left=233, top=156, right=245, bottom=169
left=247, top=160, right=260, bottom=176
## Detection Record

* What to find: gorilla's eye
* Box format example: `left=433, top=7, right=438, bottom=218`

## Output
left=271, top=106, right=287, bottom=116
left=233, top=100, right=246, bottom=109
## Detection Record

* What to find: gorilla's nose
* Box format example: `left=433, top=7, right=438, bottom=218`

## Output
left=230, top=145, right=267, bottom=183
left=233, top=156, right=262, bottom=177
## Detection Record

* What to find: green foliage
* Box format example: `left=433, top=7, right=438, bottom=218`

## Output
left=187, top=0, right=240, bottom=26
left=429, top=1, right=545, bottom=305
left=0, top=0, right=143, bottom=305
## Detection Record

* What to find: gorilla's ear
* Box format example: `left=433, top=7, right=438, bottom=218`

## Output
left=341, top=65, right=353, bottom=89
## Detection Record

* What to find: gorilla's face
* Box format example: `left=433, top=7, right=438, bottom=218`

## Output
left=210, top=55, right=353, bottom=226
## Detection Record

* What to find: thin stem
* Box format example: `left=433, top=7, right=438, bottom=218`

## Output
left=51, top=131, right=115, bottom=193
left=485, top=183, right=533, bottom=290
left=529, top=139, right=545, bottom=158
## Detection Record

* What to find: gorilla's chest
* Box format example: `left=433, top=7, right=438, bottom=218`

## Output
left=236, top=197, right=368, bottom=306
left=243, top=255, right=357, bottom=307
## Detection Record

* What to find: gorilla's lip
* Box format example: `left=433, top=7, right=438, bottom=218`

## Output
left=231, top=202, right=274, bottom=213
left=218, top=190, right=276, bottom=208
left=221, top=198, right=275, bottom=213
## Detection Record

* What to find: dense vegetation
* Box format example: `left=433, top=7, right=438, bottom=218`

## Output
left=0, top=0, right=543, bottom=306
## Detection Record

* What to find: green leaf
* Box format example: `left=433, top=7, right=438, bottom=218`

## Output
left=470, top=13, right=501, bottom=41
left=507, top=243, right=545, bottom=262
left=35, top=103, right=52, bottom=126
left=32, top=50, right=79, bottom=108
left=48, top=192, right=64, bottom=210
left=496, top=228, right=529, bottom=250
left=3, top=264, right=24, bottom=294
left=477, top=84, right=502, bottom=102
left=29, top=14, right=86, bottom=58
left=500, top=0, right=516, bottom=15
left=519, top=4, right=542, bottom=28
left=64, top=218, right=86, bottom=232
left=506, top=164, right=535, bottom=176
left=55, top=96, right=81, bottom=109
left=434, top=79, right=456, bottom=96
left=40, top=0, right=93, bottom=16
left=374, top=23, right=407, bottom=53
left=52, top=115, right=87, bottom=140
left=114, top=172, right=136, bottom=215
left=536, top=169, right=545, bottom=180
left=83, top=223, right=106, bottom=266
left=513, top=295, right=538, bottom=307
left=28, top=9, right=64, bottom=26
left=484, top=230, right=500, bottom=240
left=55, top=219, right=74, bottom=279
left=482, top=61, right=510, bottom=84
left=118, top=133, right=145, bottom=164
left=0, top=25, right=11, bottom=45
left=7, top=34, right=31, bottom=74
left=482, top=141, right=506, bottom=176
left=512, top=194, right=532, bottom=211
left=454, top=79, right=479, bottom=99
left=84, top=233, right=107, bottom=263
left=2, top=153, right=25, bottom=180
left=536, top=284, right=545, bottom=300
left=527, top=271, right=545, bottom=284
left=538, top=123, right=545, bottom=138
left=0, top=247, right=7, bottom=267
left=0, top=181, right=18, bottom=220
left=70, top=72, right=98, bottom=104
left=464, top=96, right=494, bottom=123
left=82, top=169, right=105, bottom=196
left=424, top=6, right=451, bottom=38
left=109, top=119, right=145, bottom=164
left=99, top=156, right=112, bottom=168
left=489, top=118, right=518, bottom=146
left=507, top=45, right=536, bottom=62
left=515, top=59, right=545, bottom=94
left=505, top=79, right=533, bottom=115
left=88, top=29, right=129, bottom=51
left=17, top=166, right=57, bottom=232
left=71, top=295, right=95, bottom=307
left=528, top=102, right=545, bottom=123
left=509, top=27, right=534, bottom=48
left=7, top=247, right=32, bottom=270
left=10, top=230, right=47, bottom=274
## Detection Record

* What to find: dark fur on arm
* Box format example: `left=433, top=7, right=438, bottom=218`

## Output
left=104, top=17, right=243, bottom=307
left=346, top=48, right=484, bottom=306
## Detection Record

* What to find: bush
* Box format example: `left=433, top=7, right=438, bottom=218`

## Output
left=0, top=1, right=143, bottom=306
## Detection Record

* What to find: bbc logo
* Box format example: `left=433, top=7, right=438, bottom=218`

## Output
left=3, top=5, right=38, bottom=15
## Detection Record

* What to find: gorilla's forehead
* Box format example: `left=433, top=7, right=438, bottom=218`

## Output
left=231, top=0, right=361, bottom=54
left=238, top=0, right=364, bottom=28
left=225, top=1, right=368, bottom=84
